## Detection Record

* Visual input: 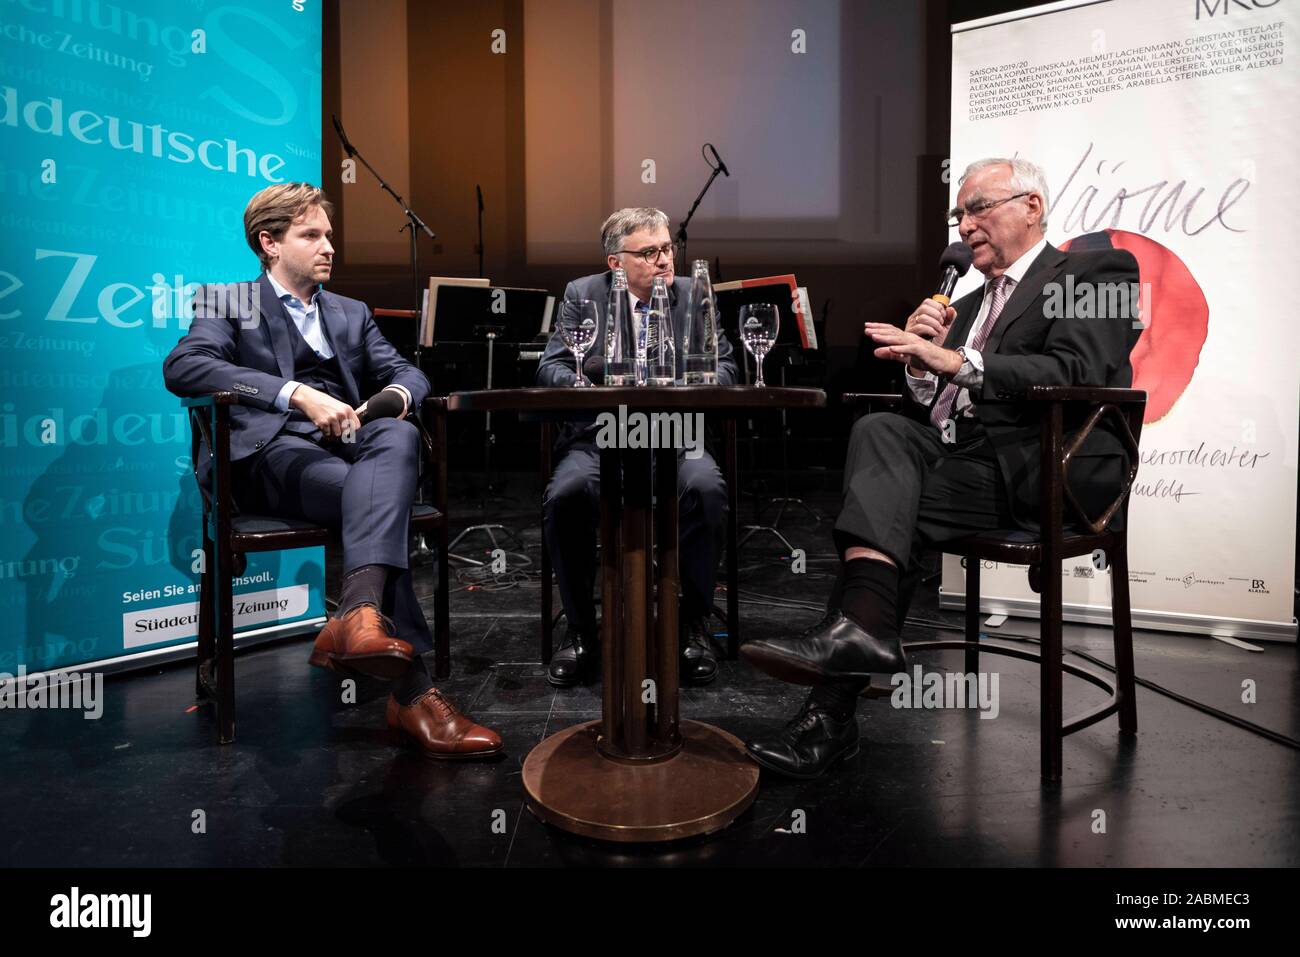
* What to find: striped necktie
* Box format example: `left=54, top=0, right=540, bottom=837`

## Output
left=929, top=274, right=1014, bottom=430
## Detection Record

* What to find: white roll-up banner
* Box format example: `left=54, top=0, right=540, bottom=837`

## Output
left=947, top=0, right=1297, bottom=641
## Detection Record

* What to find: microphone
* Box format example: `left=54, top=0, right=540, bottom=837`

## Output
left=476, top=184, right=484, bottom=212
left=331, top=114, right=356, bottom=158
left=704, top=143, right=729, bottom=177
left=582, top=354, right=606, bottom=385
left=357, top=389, right=406, bottom=425
left=933, top=241, right=973, bottom=306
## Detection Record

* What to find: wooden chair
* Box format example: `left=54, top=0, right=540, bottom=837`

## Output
left=184, top=393, right=451, bottom=744
left=844, top=388, right=1145, bottom=781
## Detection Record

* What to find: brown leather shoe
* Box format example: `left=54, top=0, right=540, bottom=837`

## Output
left=309, top=605, right=414, bottom=680
left=386, top=688, right=504, bottom=760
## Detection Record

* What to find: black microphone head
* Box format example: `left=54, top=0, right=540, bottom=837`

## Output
left=939, top=241, right=973, bottom=276
left=582, top=353, right=606, bottom=385
left=358, top=389, right=405, bottom=424
left=331, top=114, right=355, bottom=156
left=705, top=143, right=729, bottom=176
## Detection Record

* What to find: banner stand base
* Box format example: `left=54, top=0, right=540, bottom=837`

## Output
left=937, top=591, right=1296, bottom=644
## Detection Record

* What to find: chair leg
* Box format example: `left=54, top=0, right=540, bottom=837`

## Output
left=434, top=521, right=451, bottom=680
left=964, top=557, right=980, bottom=675
left=540, top=525, right=554, bottom=665
left=725, top=418, right=740, bottom=659
left=215, top=547, right=236, bottom=745
left=196, top=537, right=215, bottom=699
left=1109, top=542, right=1138, bottom=734
left=1040, top=558, right=1064, bottom=782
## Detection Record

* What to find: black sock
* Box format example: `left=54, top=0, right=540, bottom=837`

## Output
left=839, top=557, right=899, bottom=636
left=339, top=564, right=389, bottom=615
left=826, top=570, right=845, bottom=615
left=809, top=681, right=862, bottom=722
left=391, top=658, right=435, bottom=706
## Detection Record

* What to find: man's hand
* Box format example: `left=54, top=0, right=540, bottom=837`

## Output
left=879, top=298, right=957, bottom=376
left=289, top=384, right=362, bottom=440
left=864, top=322, right=963, bottom=377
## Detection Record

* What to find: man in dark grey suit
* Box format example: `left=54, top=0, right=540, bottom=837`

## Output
left=742, top=158, right=1141, bottom=778
left=536, top=207, right=739, bottom=687
left=164, top=183, right=501, bottom=759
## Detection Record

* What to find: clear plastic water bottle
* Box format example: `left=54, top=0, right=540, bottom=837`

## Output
left=682, top=260, right=719, bottom=385
left=604, top=267, right=636, bottom=386
left=646, top=276, right=675, bottom=386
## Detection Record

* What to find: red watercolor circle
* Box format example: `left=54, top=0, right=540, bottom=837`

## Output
left=1060, top=229, right=1208, bottom=423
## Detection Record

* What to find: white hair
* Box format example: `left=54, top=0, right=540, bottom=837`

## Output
left=958, top=157, right=1051, bottom=229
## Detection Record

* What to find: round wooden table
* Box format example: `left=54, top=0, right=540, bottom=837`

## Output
left=448, top=385, right=827, bottom=842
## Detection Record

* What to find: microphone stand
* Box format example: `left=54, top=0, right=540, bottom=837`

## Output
left=674, top=145, right=727, bottom=271
left=475, top=185, right=485, bottom=279
left=333, top=116, right=436, bottom=365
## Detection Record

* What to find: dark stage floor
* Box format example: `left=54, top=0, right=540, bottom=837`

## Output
left=2, top=478, right=1297, bottom=868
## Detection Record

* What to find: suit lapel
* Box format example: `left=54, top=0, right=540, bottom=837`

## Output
left=588, top=272, right=614, bottom=359
left=317, top=292, right=360, bottom=403
left=945, top=286, right=984, bottom=351
left=986, top=243, right=1065, bottom=353
left=257, top=274, right=294, bottom=380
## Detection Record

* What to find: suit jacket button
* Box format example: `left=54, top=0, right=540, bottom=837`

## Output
left=254, top=440, right=264, bottom=449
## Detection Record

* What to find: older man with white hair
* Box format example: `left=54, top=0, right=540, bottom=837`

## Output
left=742, top=157, right=1141, bottom=778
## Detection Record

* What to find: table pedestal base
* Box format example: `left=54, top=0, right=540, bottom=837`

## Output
left=523, top=719, right=760, bottom=843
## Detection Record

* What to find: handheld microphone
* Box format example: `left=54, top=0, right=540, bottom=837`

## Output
left=582, top=354, right=606, bottom=385
left=357, top=389, right=406, bottom=425
left=933, top=241, right=973, bottom=307
left=704, top=143, right=729, bottom=177
left=331, top=114, right=356, bottom=158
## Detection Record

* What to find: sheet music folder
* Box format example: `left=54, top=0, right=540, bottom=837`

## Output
left=426, top=277, right=553, bottom=345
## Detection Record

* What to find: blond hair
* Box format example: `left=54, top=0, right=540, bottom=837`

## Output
left=243, top=183, right=335, bottom=268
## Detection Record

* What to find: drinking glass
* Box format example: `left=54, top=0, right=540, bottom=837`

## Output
left=739, top=303, right=779, bottom=387
left=559, top=300, right=599, bottom=388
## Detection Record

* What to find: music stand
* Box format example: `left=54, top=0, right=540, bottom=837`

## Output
left=429, top=281, right=553, bottom=565
left=715, top=277, right=821, bottom=554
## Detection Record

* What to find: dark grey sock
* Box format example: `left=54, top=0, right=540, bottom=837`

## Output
left=339, top=564, right=389, bottom=615
left=391, top=659, right=435, bottom=706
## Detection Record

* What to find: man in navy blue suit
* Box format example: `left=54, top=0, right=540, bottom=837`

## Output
left=165, top=183, right=501, bottom=759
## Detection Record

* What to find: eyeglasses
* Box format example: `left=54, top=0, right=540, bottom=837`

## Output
left=616, top=242, right=675, bottom=264
left=947, top=192, right=1031, bottom=228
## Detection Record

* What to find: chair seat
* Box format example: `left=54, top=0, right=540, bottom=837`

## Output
left=230, top=503, right=444, bottom=552
left=946, top=526, right=1116, bottom=563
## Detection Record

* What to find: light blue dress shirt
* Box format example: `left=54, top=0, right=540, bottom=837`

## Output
left=265, top=272, right=411, bottom=417
left=267, top=271, right=330, bottom=411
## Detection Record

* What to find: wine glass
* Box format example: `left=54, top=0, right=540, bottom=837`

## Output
left=739, top=303, right=779, bottom=387
left=559, top=300, right=599, bottom=388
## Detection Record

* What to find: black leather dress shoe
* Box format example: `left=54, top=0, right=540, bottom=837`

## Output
left=680, top=618, right=718, bottom=686
left=547, top=626, right=600, bottom=687
left=746, top=698, right=860, bottom=779
left=740, top=611, right=905, bottom=685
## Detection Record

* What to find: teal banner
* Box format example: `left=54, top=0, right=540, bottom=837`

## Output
left=0, top=0, right=325, bottom=673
